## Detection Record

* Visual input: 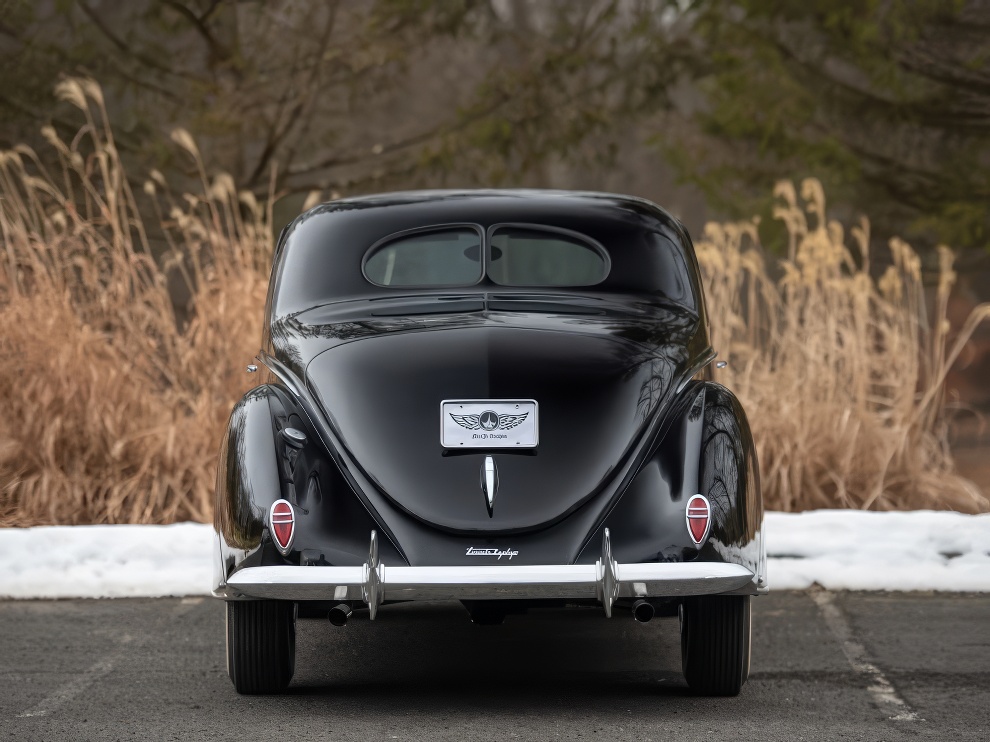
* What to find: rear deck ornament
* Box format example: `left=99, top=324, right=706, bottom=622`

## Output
left=481, top=455, right=499, bottom=516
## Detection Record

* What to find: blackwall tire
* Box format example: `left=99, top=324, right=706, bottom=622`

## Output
left=680, top=595, right=751, bottom=696
left=226, top=600, right=296, bottom=694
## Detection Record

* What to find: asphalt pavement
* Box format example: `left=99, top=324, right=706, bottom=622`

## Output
left=1, top=591, right=987, bottom=741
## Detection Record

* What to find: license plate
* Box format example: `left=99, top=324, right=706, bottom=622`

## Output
left=441, top=399, right=539, bottom=448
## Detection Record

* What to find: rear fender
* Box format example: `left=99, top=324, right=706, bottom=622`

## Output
left=264, top=385, right=402, bottom=567
left=213, top=386, right=281, bottom=594
left=696, top=383, right=765, bottom=587
left=578, top=382, right=765, bottom=590
left=213, top=384, right=403, bottom=598
left=577, top=383, right=705, bottom=564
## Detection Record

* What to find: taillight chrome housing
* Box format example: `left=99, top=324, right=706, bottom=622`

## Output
left=269, top=499, right=295, bottom=554
left=685, top=494, right=711, bottom=546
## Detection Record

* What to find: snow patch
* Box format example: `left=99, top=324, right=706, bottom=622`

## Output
left=0, top=511, right=987, bottom=599
left=766, top=510, right=990, bottom=592
left=0, top=523, right=212, bottom=599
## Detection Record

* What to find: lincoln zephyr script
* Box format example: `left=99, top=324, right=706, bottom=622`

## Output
left=465, top=547, right=520, bottom=560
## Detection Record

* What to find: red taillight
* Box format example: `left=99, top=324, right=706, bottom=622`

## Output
left=270, top=499, right=295, bottom=554
left=686, top=494, right=711, bottom=546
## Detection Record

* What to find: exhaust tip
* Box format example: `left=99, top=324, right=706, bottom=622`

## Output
left=632, top=599, right=655, bottom=623
left=328, top=603, right=352, bottom=627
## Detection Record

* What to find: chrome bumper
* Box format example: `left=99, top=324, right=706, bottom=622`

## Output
left=220, top=529, right=757, bottom=618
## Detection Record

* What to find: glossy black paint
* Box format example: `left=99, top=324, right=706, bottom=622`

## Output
left=214, top=190, right=764, bottom=592
left=305, top=302, right=701, bottom=533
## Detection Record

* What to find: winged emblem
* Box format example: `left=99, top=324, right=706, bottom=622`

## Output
left=449, top=413, right=482, bottom=430
left=498, top=413, right=529, bottom=430
left=449, top=411, right=529, bottom=431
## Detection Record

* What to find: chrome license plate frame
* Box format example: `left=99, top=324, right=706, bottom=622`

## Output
left=440, top=399, right=539, bottom=448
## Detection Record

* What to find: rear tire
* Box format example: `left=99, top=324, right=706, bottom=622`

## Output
left=680, top=595, right=751, bottom=696
left=226, top=600, right=296, bottom=694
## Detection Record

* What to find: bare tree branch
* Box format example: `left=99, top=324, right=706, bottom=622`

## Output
left=77, top=1, right=193, bottom=80
left=162, top=0, right=231, bottom=64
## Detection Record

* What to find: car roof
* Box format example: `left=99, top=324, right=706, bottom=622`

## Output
left=311, top=188, right=672, bottom=210
left=284, top=189, right=683, bottom=235
left=270, top=188, right=703, bottom=317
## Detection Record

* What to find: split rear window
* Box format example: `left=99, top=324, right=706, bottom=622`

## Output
left=363, top=225, right=608, bottom=288
left=364, top=228, right=482, bottom=287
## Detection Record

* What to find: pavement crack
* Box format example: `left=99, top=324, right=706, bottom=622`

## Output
left=810, top=588, right=922, bottom=722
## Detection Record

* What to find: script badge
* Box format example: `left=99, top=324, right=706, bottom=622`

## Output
left=465, top=547, right=519, bottom=560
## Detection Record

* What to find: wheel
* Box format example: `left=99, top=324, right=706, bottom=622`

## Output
left=226, top=600, right=296, bottom=694
left=680, top=595, right=751, bottom=696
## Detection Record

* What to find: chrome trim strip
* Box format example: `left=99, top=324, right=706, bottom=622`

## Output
left=258, top=353, right=303, bottom=397
left=675, top=348, right=717, bottom=393
left=224, top=530, right=756, bottom=613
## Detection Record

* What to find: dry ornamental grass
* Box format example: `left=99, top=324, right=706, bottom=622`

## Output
left=698, top=181, right=989, bottom=513
left=0, top=80, right=269, bottom=525
left=0, top=79, right=986, bottom=525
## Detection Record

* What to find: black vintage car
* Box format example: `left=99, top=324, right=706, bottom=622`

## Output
left=213, top=190, right=766, bottom=696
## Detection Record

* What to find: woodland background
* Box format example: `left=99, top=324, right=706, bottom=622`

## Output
left=1, top=0, right=989, bottom=525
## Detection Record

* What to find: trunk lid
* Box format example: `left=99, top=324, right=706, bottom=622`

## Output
left=305, top=307, right=697, bottom=533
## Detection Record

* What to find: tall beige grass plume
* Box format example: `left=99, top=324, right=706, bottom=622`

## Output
left=697, top=178, right=989, bottom=513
